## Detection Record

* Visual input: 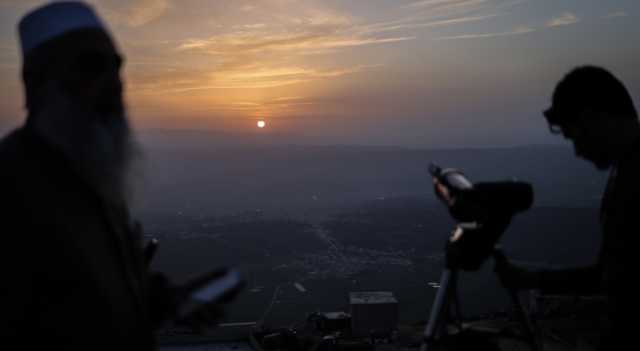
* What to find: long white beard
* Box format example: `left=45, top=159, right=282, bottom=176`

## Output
left=32, top=83, right=141, bottom=207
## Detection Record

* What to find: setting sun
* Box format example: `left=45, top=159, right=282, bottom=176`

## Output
left=257, top=120, right=266, bottom=128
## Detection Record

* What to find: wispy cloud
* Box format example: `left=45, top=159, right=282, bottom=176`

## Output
left=227, top=96, right=316, bottom=111
left=131, top=65, right=378, bottom=92
left=375, top=0, right=529, bottom=41
left=101, top=0, right=170, bottom=27
left=405, top=0, right=488, bottom=10
left=124, top=0, right=531, bottom=107
left=402, top=0, right=495, bottom=23
left=546, top=13, right=579, bottom=27
left=406, top=0, right=527, bottom=12
left=240, top=4, right=255, bottom=12
left=178, top=32, right=413, bottom=53
left=361, top=14, right=498, bottom=34
left=603, top=11, right=627, bottom=20
left=496, top=0, right=528, bottom=9
left=165, top=7, right=411, bottom=93
left=435, top=26, right=534, bottom=40
left=239, top=23, right=267, bottom=29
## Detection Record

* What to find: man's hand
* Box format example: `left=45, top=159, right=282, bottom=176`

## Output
left=174, top=268, right=245, bottom=333
left=494, top=252, right=540, bottom=290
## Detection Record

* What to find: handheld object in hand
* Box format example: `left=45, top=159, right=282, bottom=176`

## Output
left=177, top=269, right=242, bottom=319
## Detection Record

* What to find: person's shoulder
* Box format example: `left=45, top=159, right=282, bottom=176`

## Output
left=0, top=128, right=32, bottom=208
left=0, top=127, right=26, bottom=154
left=0, top=126, right=43, bottom=185
left=0, top=127, right=29, bottom=169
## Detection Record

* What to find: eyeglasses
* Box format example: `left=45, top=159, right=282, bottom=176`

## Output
left=548, top=124, right=563, bottom=135
left=543, top=108, right=585, bottom=138
left=547, top=122, right=583, bottom=139
left=543, top=108, right=563, bottom=134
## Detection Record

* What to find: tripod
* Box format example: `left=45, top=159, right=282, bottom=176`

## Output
left=420, top=224, right=542, bottom=351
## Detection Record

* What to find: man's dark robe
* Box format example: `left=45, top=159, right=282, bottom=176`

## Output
left=0, top=125, right=172, bottom=349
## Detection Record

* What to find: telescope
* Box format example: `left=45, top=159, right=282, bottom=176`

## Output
left=421, top=163, right=540, bottom=351
left=428, top=163, right=533, bottom=271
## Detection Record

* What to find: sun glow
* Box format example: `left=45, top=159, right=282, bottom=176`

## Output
left=257, top=120, right=266, bottom=128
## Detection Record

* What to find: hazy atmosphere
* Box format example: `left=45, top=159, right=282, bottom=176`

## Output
left=3, top=2, right=636, bottom=347
left=2, top=0, right=639, bottom=147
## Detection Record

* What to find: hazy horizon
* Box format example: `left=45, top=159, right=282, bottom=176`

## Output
left=133, top=126, right=573, bottom=149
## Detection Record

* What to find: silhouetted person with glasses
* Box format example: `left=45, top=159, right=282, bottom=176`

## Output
left=496, top=66, right=640, bottom=349
left=0, top=2, right=240, bottom=349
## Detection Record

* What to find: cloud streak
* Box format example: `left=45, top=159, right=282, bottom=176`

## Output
left=178, top=32, right=413, bottom=53
left=100, top=0, right=170, bottom=27
left=361, top=14, right=498, bottom=34
left=435, top=26, right=534, bottom=40
left=226, top=96, right=316, bottom=112
left=546, top=13, right=579, bottom=27
left=405, top=0, right=488, bottom=10
left=164, top=7, right=411, bottom=94
left=603, top=11, right=627, bottom=20
left=130, top=65, right=378, bottom=93
left=401, top=0, right=498, bottom=25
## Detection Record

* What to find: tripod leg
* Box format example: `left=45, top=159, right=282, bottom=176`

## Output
left=421, top=269, right=457, bottom=351
left=494, top=249, right=542, bottom=351
left=507, top=289, right=543, bottom=351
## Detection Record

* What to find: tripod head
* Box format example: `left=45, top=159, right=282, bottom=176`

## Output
left=429, top=163, right=534, bottom=270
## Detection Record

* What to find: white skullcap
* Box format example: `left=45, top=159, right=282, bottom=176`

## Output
left=18, top=1, right=109, bottom=57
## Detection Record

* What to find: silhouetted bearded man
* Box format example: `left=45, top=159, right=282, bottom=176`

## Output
left=496, top=66, right=640, bottom=350
left=0, top=2, right=238, bottom=349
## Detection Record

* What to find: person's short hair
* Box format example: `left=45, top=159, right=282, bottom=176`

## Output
left=544, top=66, right=637, bottom=126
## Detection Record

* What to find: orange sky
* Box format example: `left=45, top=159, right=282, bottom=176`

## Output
left=1, top=1, right=638, bottom=146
